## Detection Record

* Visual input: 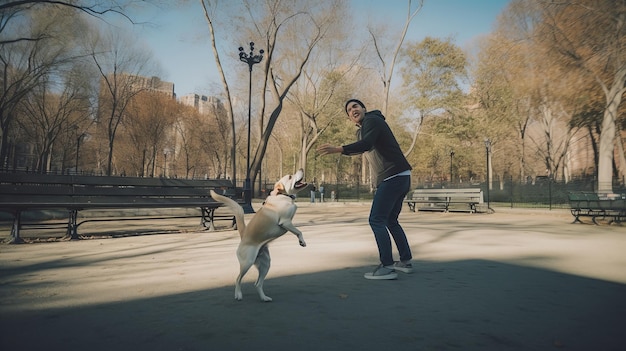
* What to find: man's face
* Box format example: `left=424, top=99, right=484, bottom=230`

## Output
left=346, top=102, right=365, bottom=125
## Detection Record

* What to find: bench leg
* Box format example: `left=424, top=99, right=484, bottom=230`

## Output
left=590, top=211, right=605, bottom=225
left=619, top=211, right=626, bottom=224
left=606, top=212, right=623, bottom=225
left=201, top=207, right=216, bottom=231
left=66, top=210, right=80, bottom=240
left=8, top=211, right=25, bottom=244
left=570, top=210, right=584, bottom=224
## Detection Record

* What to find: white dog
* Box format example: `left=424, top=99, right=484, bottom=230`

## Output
left=209, top=169, right=308, bottom=302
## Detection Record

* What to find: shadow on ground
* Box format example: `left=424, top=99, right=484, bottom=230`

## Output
left=1, top=259, right=624, bottom=351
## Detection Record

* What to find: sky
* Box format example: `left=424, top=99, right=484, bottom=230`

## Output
left=127, top=0, right=511, bottom=98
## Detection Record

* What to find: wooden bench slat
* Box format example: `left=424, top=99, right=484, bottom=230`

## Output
left=1, top=198, right=220, bottom=208
left=0, top=185, right=219, bottom=197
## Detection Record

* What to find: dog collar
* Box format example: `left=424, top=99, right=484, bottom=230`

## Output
left=262, top=193, right=296, bottom=205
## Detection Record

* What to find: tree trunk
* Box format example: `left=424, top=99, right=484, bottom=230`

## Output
left=597, top=68, right=625, bottom=193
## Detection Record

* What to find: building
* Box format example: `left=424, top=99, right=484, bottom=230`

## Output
left=179, top=94, right=222, bottom=115
left=128, top=75, right=175, bottom=98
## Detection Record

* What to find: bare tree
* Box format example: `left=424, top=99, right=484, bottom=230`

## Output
left=17, top=69, right=91, bottom=173
left=0, top=4, right=95, bottom=167
left=529, top=94, right=574, bottom=180
left=536, top=0, right=626, bottom=193
left=284, top=6, right=357, bottom=177
left=206, top=97, right=232, bottom=178
left=368, top=0, right=423, bottom=115
left=473, top=10, right=543, bottom=184
left=0, top=0, right=141, bottom=44
left=289, top=69, right=354, bottom=176
left=88, top=29, right=155, bottom=175
left=200, top=0, right=344, bottom=195
left=191, top=97, right=233, bottom=179
left=246, top=0, right=345, bottom=194
left=0, top=0, right=146, bottom=170
left=199, top=0, right=239, bottom=186
left=173, top=105, right=201, bottom=178
left=0, top=6, right=76, bottom=168
left=123, top=91, right=177, bottom=177
left=472, top=0, right=618, bottom=186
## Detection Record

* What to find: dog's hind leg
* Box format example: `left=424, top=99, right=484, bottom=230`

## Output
left=254, top=245, right=273, bottom=302
left=235, top=244, right=258, bottom=301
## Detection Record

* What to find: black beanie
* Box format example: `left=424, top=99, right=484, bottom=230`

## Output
left=345, top=99, right=366, bottom=114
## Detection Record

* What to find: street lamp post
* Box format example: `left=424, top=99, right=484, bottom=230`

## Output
left=75, top=133, right=84, bottom=175
left=449, top=150, right=455, bottom=186
left=163, top=148, right=169, bottom=178
left=163, top=147, right=173, bottom=178
left=484, top=139, right=493, bottom=212
left=239, top=42, right=264, bottom=214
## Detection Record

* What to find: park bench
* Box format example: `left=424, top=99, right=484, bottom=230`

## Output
left=0, top=173, right=240, bottom=243
left=568, top=191, right=626, bottom=225
left=405, top=188, right=484, bottom=213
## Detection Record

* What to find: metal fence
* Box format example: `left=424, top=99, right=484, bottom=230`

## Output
left=305, top=178, right=625, bottom=210
left=4, top=169, right=623, bottom=210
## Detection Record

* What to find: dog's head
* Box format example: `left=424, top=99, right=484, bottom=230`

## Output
left=271, top=169, right=308, bottom=196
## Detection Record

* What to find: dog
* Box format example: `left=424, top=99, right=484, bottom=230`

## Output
left=209, top=169, right=308, bottom=302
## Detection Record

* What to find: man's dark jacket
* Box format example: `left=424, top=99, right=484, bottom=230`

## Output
left=341, top=110, right=412, bottom=186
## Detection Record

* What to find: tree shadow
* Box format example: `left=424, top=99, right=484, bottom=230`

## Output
left=1, top=259, right=624, bottom=351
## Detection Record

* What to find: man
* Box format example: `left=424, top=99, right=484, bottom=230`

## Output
left=317, top=99, right=413, bottom=280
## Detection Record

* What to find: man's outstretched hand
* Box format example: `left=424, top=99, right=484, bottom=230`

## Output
left=317, top=144, right=343, bottom=156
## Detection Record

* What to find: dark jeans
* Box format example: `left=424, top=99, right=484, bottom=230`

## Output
left=369, top=175, right=412, bottom=266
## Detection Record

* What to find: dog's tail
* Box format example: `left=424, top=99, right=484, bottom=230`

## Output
left=209, top=190, right=245, bottom=237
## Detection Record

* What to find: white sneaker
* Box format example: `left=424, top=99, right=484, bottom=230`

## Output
left=364, top=264, right=398, bottom=280
left=393, top=261, right=413, bottom=274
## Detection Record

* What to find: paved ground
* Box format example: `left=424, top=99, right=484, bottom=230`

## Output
left=1, top=202, right=625, bottom=351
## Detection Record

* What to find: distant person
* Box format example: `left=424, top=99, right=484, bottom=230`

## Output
left=317, top=99, right=413, bottom=280
left=310, top=185, right=316, bottom=203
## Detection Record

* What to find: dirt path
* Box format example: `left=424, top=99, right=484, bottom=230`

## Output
left=1, top=204, right=624, bottom=351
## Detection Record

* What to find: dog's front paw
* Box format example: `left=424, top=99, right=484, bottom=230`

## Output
left=235, top=289, right=243, bottom=301
left=299, top=240, right=306, bottom=247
